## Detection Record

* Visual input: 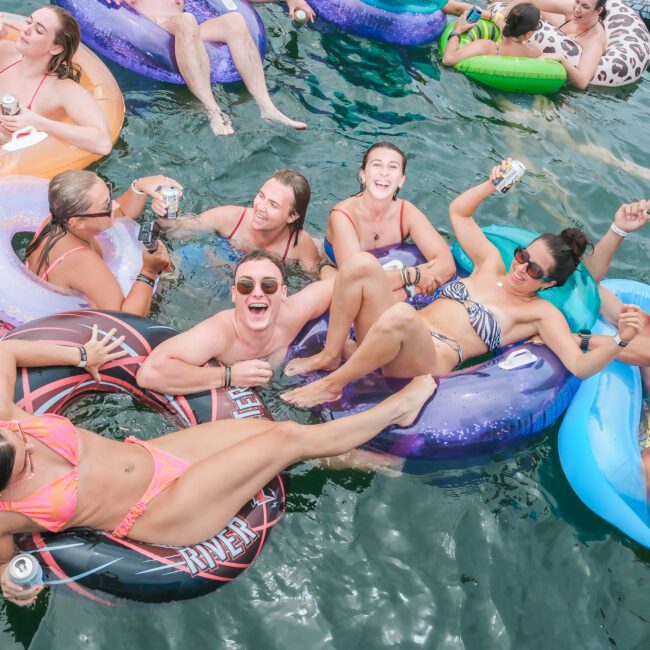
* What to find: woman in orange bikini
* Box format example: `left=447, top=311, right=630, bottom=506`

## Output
left=166, top=168, right=321, bottom=274
left=0, top=326, right=436, bottom=607
left=25, top=169, right=180, bottom=316
left=0, top=6, right=112, bottom=155
left=322, top=142, right=455, bottom=298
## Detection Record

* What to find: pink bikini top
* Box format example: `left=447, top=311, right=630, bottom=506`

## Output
left=0, top=415, right=79, bottom=532
left=0, top=60, right=48, bottom=110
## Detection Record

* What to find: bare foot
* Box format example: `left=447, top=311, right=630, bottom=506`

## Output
left=280, top=376, right=342, bottom=407
left=260, top=105, right=307, bottom=129
left=284, top=350, right=341, bottom=377
left=342, top=338, right=357, bottom=361
left=388, top=375, right=437, bottom=428
left=208, top=109, right=235, bottom=136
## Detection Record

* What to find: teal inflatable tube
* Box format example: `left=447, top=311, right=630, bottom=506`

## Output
left=452, top=224, right=600, bottom=332
left=558, top=279, right=650, bottom=548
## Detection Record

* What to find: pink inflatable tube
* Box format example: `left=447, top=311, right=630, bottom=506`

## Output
left=0, top=176, right=144, bottom=326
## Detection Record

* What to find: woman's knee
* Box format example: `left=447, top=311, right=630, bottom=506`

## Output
left=339, top=252, right=382, bottom=282
left=269, top=420, right=306, bottom=458
left=376, top=302, right=418, bottom=333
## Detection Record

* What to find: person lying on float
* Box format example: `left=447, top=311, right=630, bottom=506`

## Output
left=498, top=0, right=607, bottom=89
left=442, top=4, right=541, bottom=66
left=0, top=7, right=112, bottom=155
left=0, top=325, right=436, bottom=607
left=105, top=0, right=311, bottom=135
left=281, top=160, right=643, bottom=408
left=320, top=142, right=455, bottom=298
left=25, top=170, right=181, bottom=316
left=162, top=169, right=321, bottom=275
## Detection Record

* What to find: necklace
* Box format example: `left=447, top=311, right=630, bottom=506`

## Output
left=373, top=232, right=380, bottom=242
left=497, top=281, right=504, bottom=287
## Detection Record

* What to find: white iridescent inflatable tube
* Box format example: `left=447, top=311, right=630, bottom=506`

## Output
left=0, top=175, right=144, bottom=326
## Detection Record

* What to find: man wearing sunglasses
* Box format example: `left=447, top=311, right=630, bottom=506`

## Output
left=136, top=249, right=334, bottom=392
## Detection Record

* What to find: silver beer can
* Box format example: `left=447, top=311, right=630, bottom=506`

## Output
left=8, top=554, right=44, bottom=589
left=294, top=9, right=309, bottom=24
left=492, top=159, right=526, bottom=193
left=158, top=185, right=180, bottom=219
left=1, top=94, right=20, bottom=116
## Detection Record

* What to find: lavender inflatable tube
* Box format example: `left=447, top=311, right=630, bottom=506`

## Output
left=52, top=0, right=266, bottom=85
left=308, top=0, right=447, bottom=45
left=286, top=240, right=586, bottom=461
left=0, top=176, right=143, bottom=326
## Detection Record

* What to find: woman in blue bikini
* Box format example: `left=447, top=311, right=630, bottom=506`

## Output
left=282, top=160, right=644, bottom=407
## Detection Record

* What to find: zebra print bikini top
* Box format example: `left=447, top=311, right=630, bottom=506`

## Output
left=438, top=281, right=501, bottom=352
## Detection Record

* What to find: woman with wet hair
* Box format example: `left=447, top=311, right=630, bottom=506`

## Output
left=0, top=6, right=112, bottom=154
left=443, top=3, right=542, bottom=66
left=321, top=142, right=455, bottom=299
left=282, top=160, right=644, bottom=408
left=25, top=170, right=181, bottom=316
left=499, top=0, right=608, bottom=89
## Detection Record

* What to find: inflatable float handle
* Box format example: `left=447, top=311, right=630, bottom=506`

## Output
left=497, top=348, right=538, bottom=370
left=1, top=126, right=48, bottom=152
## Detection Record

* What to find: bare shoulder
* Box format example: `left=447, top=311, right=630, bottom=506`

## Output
left=199, top=205, right=243, bottom=233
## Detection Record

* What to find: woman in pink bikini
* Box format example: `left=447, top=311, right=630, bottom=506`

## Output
left=25, top=170, right=181, bottom=316
left=0, top=6, right=112, bottom=155
left=0, top=326, right=436, bottom=607
left=322, top=142, right=455, bottom=298
left=167, top=168, right=321, bottom=274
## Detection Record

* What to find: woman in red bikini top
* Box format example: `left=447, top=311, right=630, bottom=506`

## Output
left=165, top=168, right=321, bottom=274
left=322, top=141, right=455, bottom=299
left=0, top=6, right=112, bottom=155
left=25, top=169, right=178, bottom=316
left=498, top=0, right=608, bottom=89
left=0, top=324, right=436, bottom=607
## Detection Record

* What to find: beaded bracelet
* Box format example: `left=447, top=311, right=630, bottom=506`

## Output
left=413, top=266, right=421, bottom=286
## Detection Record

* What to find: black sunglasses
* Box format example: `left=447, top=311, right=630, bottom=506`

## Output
left=236, top=277, right=280, bottom=295
left=513, top=246, right=553, bottom=282
left=77, top=188, right=114, bottom=219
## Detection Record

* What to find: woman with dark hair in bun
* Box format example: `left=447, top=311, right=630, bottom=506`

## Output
left=0, top=6, right=112, bottom=154
left=498, top=0, right=608, bottom=89
left=442, top=3, right=542, bottom=66
left=282, top=160, right=644, bottom=407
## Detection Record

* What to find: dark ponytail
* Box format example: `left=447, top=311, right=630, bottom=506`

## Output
left=535, top=227, right=593, bottom=287
left=503, top=3, right=541, bottom=38
left=0, top=433, right=16, bottom=492
left=596, top=0, right=607, bottom=21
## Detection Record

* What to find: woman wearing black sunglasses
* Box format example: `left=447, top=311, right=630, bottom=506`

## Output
left=282, top=160, right=644, bottom=408
left=25, top=169, right=182, bottom=316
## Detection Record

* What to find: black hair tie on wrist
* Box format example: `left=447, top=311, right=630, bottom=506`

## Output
left=224, top=366, right=232, bottom=388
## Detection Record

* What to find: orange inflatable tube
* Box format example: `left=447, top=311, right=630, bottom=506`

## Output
left=0, top=14, right=124, bottom=179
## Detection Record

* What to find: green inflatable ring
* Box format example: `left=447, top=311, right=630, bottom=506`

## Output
left=451, top=224, right=600, bottom=331
left=440, top=20, right=567, bottom=94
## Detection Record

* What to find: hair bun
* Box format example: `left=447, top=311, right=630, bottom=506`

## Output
left=560, top=227, right=591, bottom=261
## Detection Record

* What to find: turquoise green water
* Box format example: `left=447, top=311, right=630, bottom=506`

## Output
left=3, top=1, right=650, bottom=648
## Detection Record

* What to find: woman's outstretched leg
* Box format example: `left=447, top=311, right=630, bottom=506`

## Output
left=282, top=302, right=440, bottom=407
left=128, top=375, right=437, bottom=546
left=285, top=253, right=396, bottom=376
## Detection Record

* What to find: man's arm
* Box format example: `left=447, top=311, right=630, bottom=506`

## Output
left=136, top=315, right=273, bottom=393
left=286, top=277, right=334, bottom=323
